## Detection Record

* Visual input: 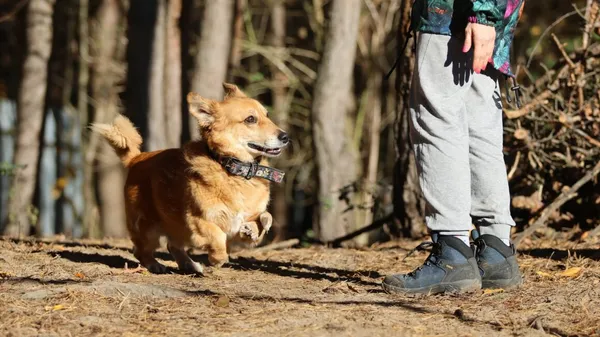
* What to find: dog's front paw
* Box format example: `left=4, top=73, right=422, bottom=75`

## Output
left=240, top=222, right=259, bottom=241
left=259, top=212, right=273, bottom=233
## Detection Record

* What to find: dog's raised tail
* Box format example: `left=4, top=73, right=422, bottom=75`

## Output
left=90, top=114, right=143, bottom=167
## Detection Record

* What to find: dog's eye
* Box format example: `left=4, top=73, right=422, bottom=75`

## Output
left=245, top=116, right=257, bottom=124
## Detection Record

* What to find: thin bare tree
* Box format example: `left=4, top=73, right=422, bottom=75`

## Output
left=268, top=0, right=289, bottom=241
left=4, top=0, right=56, bottom=237
left=393, top=0, right=425, bottom=238
left=228, top=0, right=246, bottom=79
left=147, top=0, right=167, bottom=151
left=311, top=0, right=362, bottom=243
left=93, top=0, right=128, bottom=238
left=355, top=0, right=401, bottom=244
left=189, top=0, right=234, bottom=139
left=163, top=0, right=182, bottom=148
left=148, top=0, right=182, bottom=151
left=80, top=0, right=104, bottom=239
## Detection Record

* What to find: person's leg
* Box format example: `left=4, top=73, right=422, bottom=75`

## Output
left=465, top=70, right=523, bottom=289
left=465, top=71, right=515, bottom=243
left=382, top=33, right=481, bottom=294
left=409, top=33, right=473, bottom=242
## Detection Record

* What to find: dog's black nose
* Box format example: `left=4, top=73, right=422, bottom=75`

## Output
left=278, top=132, right=289, bottom=144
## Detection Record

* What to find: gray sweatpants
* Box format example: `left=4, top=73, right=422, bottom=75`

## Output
left=409, top=33, right=515, bottom=241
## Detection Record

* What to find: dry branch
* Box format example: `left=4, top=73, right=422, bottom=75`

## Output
left=504, top=5, right=600, bottom=241
left=504, top=90, right=552, bottom=119
left=0, top=0, right=29, bottom=23
left=253, top=238, right=300, bottom=252
left=513, top=160, right=600, bottom=248
left=551, top=34, right=575, bottom=68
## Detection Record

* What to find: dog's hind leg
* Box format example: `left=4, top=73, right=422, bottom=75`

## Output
left=130, top=217, right=167, bottom=274
left=167, top=241, right=203, bottom=275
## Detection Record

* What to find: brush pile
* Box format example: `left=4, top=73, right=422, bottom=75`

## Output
left=503, top=5, right=600, bottom=235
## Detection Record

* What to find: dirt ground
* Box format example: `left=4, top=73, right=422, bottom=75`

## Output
left=0, top=235, right=599, bottom=337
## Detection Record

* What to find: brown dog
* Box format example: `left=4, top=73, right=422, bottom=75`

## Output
left=91, top=83, right=288, bottom=274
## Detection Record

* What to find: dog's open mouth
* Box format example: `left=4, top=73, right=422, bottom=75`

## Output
left=248, top=143, right=283, bottom=156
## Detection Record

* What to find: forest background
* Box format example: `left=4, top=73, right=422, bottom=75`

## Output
left=0, top=0, right=598, bottom=248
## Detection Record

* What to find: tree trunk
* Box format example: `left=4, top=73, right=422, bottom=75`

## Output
left=147, top=0, right=181, bottom=151
left=311, top=0, right=361, bottom=244
left=80, top=0, right=103, bottom=239
left=189, top=0, right=234, bottom=140
left=268, top=0, right=289, bottom=242
left=228, top=0, right=245, bottom=81
left=4, top=0, right=56, bottom=237
left=362, top=72, right=382, bottom=231
left=147, top=0, right=167, bottom=151
left=164, top=0, right=182, bottom=148
left=93, top=0, right=128, bottom=238
left=392, top=0, right=426, bottom=238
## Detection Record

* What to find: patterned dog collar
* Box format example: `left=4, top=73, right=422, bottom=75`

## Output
left=210, top=151, right=285, bottom=184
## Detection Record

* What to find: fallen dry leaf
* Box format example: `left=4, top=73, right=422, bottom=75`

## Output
left=214, top=296, right=230, bottom=308
left=74, top=272, right=86, bottom=279
left=483, top=288, right=505, bottom=295
left=45, top=304, right=66, bottom=311
left=536, top=271, right=552, bottom=278
left=558, top=267, right=583, bottom=278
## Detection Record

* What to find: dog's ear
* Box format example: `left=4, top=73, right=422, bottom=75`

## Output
left=223, top=82, right=247, bottom=100
left=187, top=92, right=215, bottom=127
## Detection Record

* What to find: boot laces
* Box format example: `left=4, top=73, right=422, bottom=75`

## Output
left=404, top=241, right=443, bottom=277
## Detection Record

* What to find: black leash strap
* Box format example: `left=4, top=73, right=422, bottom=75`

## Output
left=385, top=26, right=414, bottom=81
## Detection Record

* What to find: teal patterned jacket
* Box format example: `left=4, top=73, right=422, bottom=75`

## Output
left=411, top=0, right=525, bottom=77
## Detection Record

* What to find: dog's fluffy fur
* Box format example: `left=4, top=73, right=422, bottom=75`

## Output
left=91, top=83, right=288, bottom=274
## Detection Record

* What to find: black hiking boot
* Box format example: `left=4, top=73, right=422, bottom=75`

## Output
left=471, top=230, right=523, bottom=289
left=382, top=234, right=482, bottom=295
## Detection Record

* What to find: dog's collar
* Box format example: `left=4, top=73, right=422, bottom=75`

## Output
left=208, top=150, right=285, bottom=184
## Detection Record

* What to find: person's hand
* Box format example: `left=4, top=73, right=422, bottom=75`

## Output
left=462, top=22, right=496, bottom=74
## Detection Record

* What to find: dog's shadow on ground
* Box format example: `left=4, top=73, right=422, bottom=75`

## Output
left=225, top=256, right=383, bottom=287
left=49, top=250, right=139, bottom=269
left=41, top=247, right=382, bottom=286
left=47, top=250, right=192, bottom=275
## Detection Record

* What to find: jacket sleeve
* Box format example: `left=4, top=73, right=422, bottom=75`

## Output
left=469, top=0, right=504, bottom=27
